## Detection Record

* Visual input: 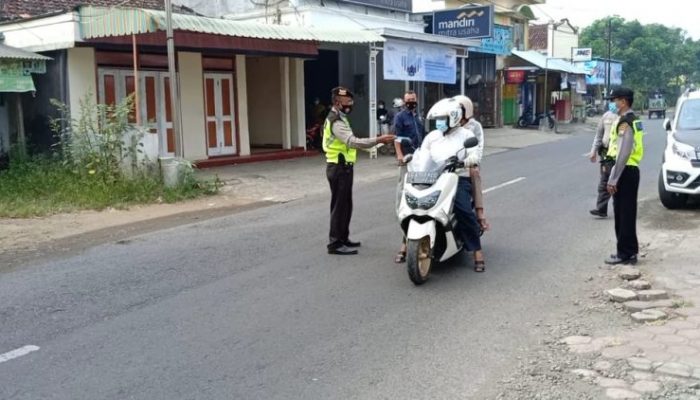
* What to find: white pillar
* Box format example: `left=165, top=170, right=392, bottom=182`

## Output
left=368, top=45, right=378, bottom=159
left=235, top=55, right=251, bottom=156
left=280, top=57, right=292, bottom=150
left=178, top=52, right=206, bottom=160
left=67, top=47, right=96, bottom=121
left=460, top=56, right=466, bottom=95
left=290, top=58, right=306, bottom=148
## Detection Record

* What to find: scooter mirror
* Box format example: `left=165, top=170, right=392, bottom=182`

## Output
left=463, top=137, right=479, bottom=149
left=663, top=118, right=672, bottom=132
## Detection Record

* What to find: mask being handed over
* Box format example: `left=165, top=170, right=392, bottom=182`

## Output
left=608, top=102, right=618, bottom=114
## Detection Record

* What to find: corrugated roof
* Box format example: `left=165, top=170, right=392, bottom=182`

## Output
left=79, top=6, right=384, bottom=44
left=0, top=43, right=51, bottom=60
left=511, top=49, right=588, bottom=74
left=374, top=27, right=480, bottom=48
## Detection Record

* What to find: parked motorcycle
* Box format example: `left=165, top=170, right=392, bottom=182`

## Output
left=397, top=136, right=480, bottom=285
left=306, top=123, right=322, bottom=152
left=517, top=107, right=556, bottom=130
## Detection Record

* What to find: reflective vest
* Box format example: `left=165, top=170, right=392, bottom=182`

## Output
left=607, top=113, right=644, bottom=167
left=322, top=111, right=357, bottom=164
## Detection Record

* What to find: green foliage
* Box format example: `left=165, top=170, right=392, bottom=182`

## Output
left=0, top=94, right=220, bottom=218
left=580, top=17, right=700, bottom=105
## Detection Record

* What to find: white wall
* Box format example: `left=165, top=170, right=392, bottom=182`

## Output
left=178, top=52, right=207, bottom=161
left=290, top=58, right=306, bottom=148
left=67, top=47, right=97, bottom=122
left=0, top=12, right=78, bottom=52
left=246, top=57, right=283, bottom=147
left=552, top=28, right=579, bottom=60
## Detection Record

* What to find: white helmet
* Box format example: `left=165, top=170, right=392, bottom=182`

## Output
left=427, top=98, right=463, bottom=130
left=392, top=98, right=404, bottom=108
left=452, top=95, right=474, bottom=120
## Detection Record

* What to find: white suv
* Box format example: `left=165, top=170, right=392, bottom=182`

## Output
left=659, top=90, right=700, bottom=209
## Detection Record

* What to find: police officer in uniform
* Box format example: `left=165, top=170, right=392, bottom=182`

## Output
left=323, top=87, right=395, bottom=255
left=604, top=88, right=644, bottom=265
left=588, top=101, right=620, bottom=218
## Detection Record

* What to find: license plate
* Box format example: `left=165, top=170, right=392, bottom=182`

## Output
left=406, top=171, right=440, bottom=184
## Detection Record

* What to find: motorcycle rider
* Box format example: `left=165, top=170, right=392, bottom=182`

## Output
left=420, top=98, right=486, bottom=272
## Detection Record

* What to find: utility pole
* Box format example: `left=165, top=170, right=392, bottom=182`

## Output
left=606, top=18, right=612, bottom=97
left=165, top=0, right=183, bottom=158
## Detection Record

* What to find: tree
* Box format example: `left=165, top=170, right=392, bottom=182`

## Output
left=580, top=17, right=699, bottom=106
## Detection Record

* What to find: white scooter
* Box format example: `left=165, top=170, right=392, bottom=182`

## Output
left=397, top=136, right=479, bottom=285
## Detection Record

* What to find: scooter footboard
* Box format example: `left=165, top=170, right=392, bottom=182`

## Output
left=407, top=219, right=436, bottom=247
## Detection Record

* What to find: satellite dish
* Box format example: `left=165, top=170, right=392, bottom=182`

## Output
left=468, top=74, right=482, bottom=85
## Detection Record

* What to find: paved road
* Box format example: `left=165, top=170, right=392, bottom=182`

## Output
left=0, top=120, right=668, bottom=399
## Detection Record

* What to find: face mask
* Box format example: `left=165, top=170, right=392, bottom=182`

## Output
left=406, top=102, right=417, bottom=110
left=378, top=104, right=385, bottom=109
left=435, top=119, right=448, bottom=133
left=608, top=102, right=618, bottom=113
left=342, top=106, right=353, bottom=115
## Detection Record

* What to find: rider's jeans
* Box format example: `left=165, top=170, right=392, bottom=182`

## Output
left=454, top=177, right=482, bottom=252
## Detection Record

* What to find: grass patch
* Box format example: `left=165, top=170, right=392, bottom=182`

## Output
left=0, top=158, right=218, bottom=218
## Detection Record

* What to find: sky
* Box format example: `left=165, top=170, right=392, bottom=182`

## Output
left=531, top=0, right=700, bottom=39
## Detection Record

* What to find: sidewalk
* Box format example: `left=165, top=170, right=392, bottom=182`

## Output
left=0, top=125, right=588, bottom=261
left=559, top=204, right=700, bottom=399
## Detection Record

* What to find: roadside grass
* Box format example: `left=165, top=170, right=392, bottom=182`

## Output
left=0, top=158, right=219, bottom=218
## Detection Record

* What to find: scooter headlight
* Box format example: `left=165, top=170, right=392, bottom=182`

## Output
left=405, top=191, right=442, bottom=210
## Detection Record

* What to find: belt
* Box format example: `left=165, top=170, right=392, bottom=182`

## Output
left=328, top=161, right=354, bottom=166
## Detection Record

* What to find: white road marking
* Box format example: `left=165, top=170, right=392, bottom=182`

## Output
left=484, top=177, right=527, bottom=194
left=0, top=345, right=40, bottom=364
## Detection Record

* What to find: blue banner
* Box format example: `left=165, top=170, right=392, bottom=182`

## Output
left=433, top=5, right=493, bottom=39
left=468, top=24, right=512, bottom=55
left=576, top=60, right=623, bottom=85
left=383, top=39, right=457, bottom=84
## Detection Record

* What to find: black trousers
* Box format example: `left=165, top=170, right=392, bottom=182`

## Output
left=327, top=162, right=354, bottom=248
left=596, top=160, right=614, bottom=214
left=613, top=166, right=640, bottom=259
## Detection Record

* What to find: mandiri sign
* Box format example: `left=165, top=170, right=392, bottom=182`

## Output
left=433, top=5, right=493, bottom=39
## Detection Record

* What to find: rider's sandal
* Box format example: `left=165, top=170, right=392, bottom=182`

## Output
left=474, top=259, right=486, bottom=273
left=394, top=251, right=406, bottom=264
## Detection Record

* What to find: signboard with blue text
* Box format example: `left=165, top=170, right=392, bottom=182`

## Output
left=576, top=60, right=623, bottom=86
left=338, top=0, right=412, bottom=12
left=433, top=5, right=493, bottom=39
left=383, top=39, right=457, bottom=84
left=468, top=24, right=512, bottom=55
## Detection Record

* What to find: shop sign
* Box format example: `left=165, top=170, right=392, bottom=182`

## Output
left=433, top=5, right=493, bottom=39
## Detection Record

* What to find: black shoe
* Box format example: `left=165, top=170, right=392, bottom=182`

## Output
left=343, top=240, right=361, bottom=248
left=328, top=245, right=358, bottom=255
left=604, top=254, right=638, bottom=265
left=590, top=209, right=608, bottom=218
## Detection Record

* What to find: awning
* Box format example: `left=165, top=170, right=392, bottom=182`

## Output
left=372, top=27, right=481, bottom=49
left=0, top=43, right=52, bottom=61
left=510, top=49, right=588, bottom=74
left=79, top=6, right=384, bottom=44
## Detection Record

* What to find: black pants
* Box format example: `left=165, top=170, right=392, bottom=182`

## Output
left=453, top=177, right=482, bottom=252
left=596, top=160, right=614, bottom=214
left=327, top=162, right=354, bottom=249
left=613, top=166, right=640, bottom=259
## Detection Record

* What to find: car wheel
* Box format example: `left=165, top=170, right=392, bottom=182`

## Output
left=658, top=170, right=688, bottom=209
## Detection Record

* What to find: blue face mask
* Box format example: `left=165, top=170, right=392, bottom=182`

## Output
left=608, top=102, right=618, bottom=113
left=435, top=118, right=449, bottom=133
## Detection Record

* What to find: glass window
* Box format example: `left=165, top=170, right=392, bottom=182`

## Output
left=677, top=99, right=700, bottom=130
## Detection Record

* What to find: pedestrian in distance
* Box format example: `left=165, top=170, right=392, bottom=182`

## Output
left=323, top=86, right=395, bottom=255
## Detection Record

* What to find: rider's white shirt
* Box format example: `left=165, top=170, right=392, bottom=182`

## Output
left=421, top=126, right=476, bottom=167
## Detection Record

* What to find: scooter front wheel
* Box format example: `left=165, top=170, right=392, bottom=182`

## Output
left=407, top=237, right=433, bottom=285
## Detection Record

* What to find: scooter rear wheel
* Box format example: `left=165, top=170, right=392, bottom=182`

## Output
left=407, top=237, right=433, bottom=285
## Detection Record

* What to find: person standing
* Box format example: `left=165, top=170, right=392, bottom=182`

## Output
left=588, top=102, right=619, bottom=218
left=604, top=88, right=644, bottom=265
left=323, top=87, right=395, bottom=255
left=393, top=90, right=425, bottom=263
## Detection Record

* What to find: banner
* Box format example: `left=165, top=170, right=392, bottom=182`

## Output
left=0, top=60, right=36, bottom=92
left=433, top=5, right=493, bottom=39
left=383, top=39, right=457, bottom=84
left=576, top=60, right=623, bottom=86
left=469, top=24, right=512, bottom=55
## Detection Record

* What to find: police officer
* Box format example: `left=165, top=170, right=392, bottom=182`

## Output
left=604, top=88, right=644, bottom=265
left=588, top=101, right=620, bottom=218
left=324, top=87, right=395, bottom=255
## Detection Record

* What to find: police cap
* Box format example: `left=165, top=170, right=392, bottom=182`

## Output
left=331, top=86, right=354, bottom=99
left=606, top=87, right=634, bottom=100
